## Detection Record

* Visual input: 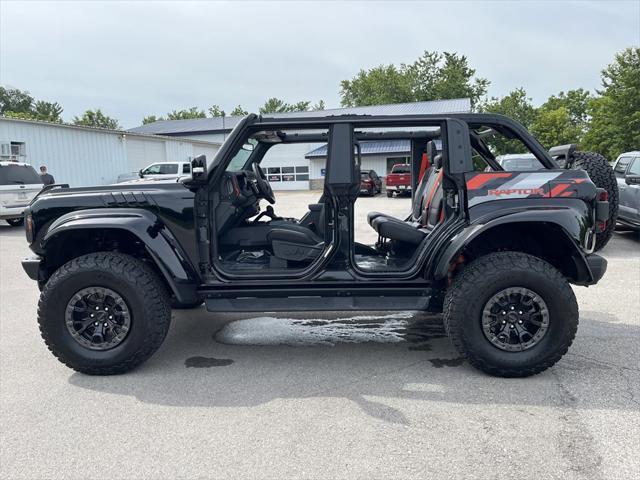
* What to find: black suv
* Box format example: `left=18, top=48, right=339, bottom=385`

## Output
left=22, top=113, right=610, bottom=377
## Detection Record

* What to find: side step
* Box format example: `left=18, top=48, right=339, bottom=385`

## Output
left=203, top=288, right=433, bottom=312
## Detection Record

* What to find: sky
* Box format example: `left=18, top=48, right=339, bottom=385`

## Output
left=1, top=0, right=639, bottom=128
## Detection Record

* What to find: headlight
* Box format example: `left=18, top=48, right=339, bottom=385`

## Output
left=25, top=212, right=34, bottom=243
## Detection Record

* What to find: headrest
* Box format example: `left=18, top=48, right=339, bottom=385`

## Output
left=426, top=141, right=438, bottom=163
left=433, top=154, right=443, bottom=170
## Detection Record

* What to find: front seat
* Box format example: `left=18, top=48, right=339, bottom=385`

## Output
left=267, top=202, right=326, bottom=262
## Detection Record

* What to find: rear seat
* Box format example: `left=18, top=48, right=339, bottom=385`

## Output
left=368, top=153, right=444, bottom=246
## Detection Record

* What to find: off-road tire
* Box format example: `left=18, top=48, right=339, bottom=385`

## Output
left=6, top=218, right=24, bottom=227
left=443, top=251, right=578, bottom=377
left=38, top=252, right=172, bottom=375
left=570, top=151, right=618, bottom=251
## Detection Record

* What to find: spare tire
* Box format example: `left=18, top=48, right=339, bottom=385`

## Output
left=570, top=151, right=618, bottom=251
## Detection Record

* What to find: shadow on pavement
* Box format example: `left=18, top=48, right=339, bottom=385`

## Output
left=69, top=308, right=640, bottom=424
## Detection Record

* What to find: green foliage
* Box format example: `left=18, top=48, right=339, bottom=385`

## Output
left=0, top=87, right=63, bottom=122
left=583, top=47, right=640, bottom=161
left=530, top=106, right=581, bottom=149
left=539, top=89, right=591, bottom=130
left=481, top=88, right=537, bottom=128
left=313, top=100, right=326, bottom=110
left=166, top=107, right=206, bottom=120
left=0, top=86, right=34, bottom=115
left=259, top=97, right=312, bottom=114
left=33, top=101, right=64, bottom=122
left=479, top=88, right=536, bottom=154
left=142, top=115, right=164, bottom=125
left=230, top=105, right=248, bottom=116
left=208, top=105, right=226, bottom=117
left=339, top=51, right=489, bottom=108
left=72, top=109, right=121, bottom=129
left=340, top=65, right=412, bottom=107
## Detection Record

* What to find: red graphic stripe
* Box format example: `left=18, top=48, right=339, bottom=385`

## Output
left=549, top=183, right=570, bottom=197
left=466, top=173, right=512, bottom=190
left=560, top=191, right=574, bottom=197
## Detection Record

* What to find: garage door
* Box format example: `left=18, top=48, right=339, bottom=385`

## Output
left=126, top=139, right=166, bottom=172
left=192, top=144, right=220, bottom=164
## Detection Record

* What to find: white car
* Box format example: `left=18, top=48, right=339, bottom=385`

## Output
left=0, top=162, right=43, bottom=226
left=137, top=161, right=191, bottom=180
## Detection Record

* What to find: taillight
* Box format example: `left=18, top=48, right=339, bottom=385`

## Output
left=25, top=213, right=34, bottom=243
left=595, top=188, right=609, bottom=232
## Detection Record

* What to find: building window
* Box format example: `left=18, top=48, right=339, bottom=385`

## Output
left=386, top=156, right=410, bottom=174
left=0, top=142, right=26, bottom=162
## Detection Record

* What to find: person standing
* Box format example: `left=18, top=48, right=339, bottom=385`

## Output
left=39, top=165, right=55, bottom=185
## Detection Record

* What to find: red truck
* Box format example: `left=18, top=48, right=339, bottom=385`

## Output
left=385, top=163, right=412, bottom=197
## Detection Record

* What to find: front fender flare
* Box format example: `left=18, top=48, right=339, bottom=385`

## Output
left=432, top=208, right=594, bottom=284
left=42, top=208, right=200, bottom=303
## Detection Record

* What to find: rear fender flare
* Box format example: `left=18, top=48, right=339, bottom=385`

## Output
left=432, top=209, right=593, bottom=283
left=42, top=208, right=199, bottom=303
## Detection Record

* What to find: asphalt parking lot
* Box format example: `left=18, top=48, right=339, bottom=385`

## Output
left=1, top=191, right=639, bottom=480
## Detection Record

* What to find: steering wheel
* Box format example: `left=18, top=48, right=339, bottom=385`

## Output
left=252, top=162, right=276, bottom=204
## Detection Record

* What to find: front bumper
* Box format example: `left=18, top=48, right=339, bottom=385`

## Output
left=585, top=253, right=607, bottom=284
left=22, top=255, right=42, bottom=281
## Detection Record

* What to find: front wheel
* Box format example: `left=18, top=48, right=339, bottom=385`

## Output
left=443, top=251, right=578, bottom=377
left=6, top=218, right=24, bottom=227
left=38, top=252, right=172, bottom=375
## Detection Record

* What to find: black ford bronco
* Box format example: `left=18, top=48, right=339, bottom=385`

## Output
left=22, top=113, right=611, bottom=377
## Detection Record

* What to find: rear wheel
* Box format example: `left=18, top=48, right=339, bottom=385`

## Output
left=6, top=218, right=24, bottom=227
left=570, top=151, right=618, bottom=251
left=443, top=251, right=578, bottom=377
left=38, top=252, right=172, bottom=375
left=386, top=190, right=393, bottom=198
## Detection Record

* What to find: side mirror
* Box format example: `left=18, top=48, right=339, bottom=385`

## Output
left=191, top=155, right=207, bottom=181
left=138, top=169, right=144, bottom=178
left=625, top=175, right=640, bottom=185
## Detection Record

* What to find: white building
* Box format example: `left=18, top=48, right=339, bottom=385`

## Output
left=0, top=117, right=221, bottom=187
left=128, top=99, right=471, bottom=190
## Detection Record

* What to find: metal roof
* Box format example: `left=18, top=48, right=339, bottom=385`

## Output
left=305, top=139, right=442, bottom=158
left=0, top=116, right=221, bottom=146
left=128, top=98, right=471, bottom=136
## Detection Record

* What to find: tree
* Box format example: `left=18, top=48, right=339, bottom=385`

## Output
left=259, top=97, right=312, bottom=114
left=339, top=51, right=489, bottom=108
left=480, top=88, right=537, bottom=154
left=406, top=51, right=489, bottom=108
left=583, top=47, right=640, bottom=161
left=480, top=88, right=537, bottom=128
left=230, top=105, right=248, bottom=116
left=33, top=101, right=64, bottom=122
left=142, top=115, right=164, bottom=125
left=0, top=86, right=34, bottom=115
left=313, top=100, right=326, bottom=111
left=530, top=106, right=581, bottom=149
left=339, top=65, right=412, bottom=107
left=540, top=89, right=591, bottom=130
left=208, top=105, right=226, bottom=117
left=166, top=107, right=206, bottom=120
left=72, top=109, right=121, bottom=129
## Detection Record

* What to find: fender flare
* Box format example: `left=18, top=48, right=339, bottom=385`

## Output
left=42, top=208, right=200, bottom=303
left=432, top=208, right=595, bottom=284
